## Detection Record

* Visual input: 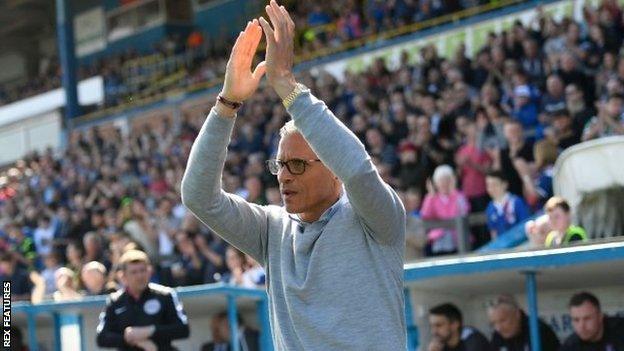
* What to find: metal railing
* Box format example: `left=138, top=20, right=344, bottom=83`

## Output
left=416, top=213, right=487, bottom=253
left=12, top=284, right=273, bottom=351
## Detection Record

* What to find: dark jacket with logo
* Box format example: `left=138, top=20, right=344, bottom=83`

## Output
left=560, top=316, right=624, bottom=351
left=96, top=283, right=190, bottom=350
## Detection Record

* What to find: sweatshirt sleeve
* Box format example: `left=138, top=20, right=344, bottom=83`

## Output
left=287, top=90, right=405, bottom=244
left=181, top=108, right=269, bottom=264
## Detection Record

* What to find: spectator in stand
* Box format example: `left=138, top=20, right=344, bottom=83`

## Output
left=65, top=240, right=85, bottom=273
left=40, top=252, right=62, bottom=295
left=397, top=141, right=429, bottom=193
left=516, top=139, right=557, bottom=209
left=455, top=120, right=491, bottom=214
left=53, top=267, right=82, bottom=302
left=0, top=252, right=42, bottom=302
left=221, top=246, right=255, bottom=288
left=81, top=261, right=116, bottom=296
left=582, top=93, right=624, bottom=141
left=544, top=196, right=587, bottom=248
left=490, top=120, right=534, bottom=197
left=485, top=171, right=530, bottom=239
left=427, top=303, right=490, bottom=351
left=540, top=74, right=567, bottom=114
left=511, top=84, right=540, bottom=131
left=5, top=222, right=36, bottom=269
left=307, top=4, right=331, bottom=26
left=561, top=291, right=624, bottom=350
left=487, top=294, right=560, bottom=351
left=565, top=83, right=595, bottom=136
left=421, top=165, right=470, bottom=255
left=169, top=230, right=207, bottom=286
left=244, top=254, right=266, bottom=288
left=187, top=29, right=205, bottom=51
left=33, top=215, right=56, bottom=258
left=547, top=108, right=580, bottom=150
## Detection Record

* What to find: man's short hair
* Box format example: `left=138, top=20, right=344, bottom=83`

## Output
left=486, top=170, right=508, bottom=183
left=545, top=196, right=570, bottom=213
left=119, top=250, right=150, bottom=270
left=82, top=261, right=107, bottom=275
left=569, top=291, right=601, bottom=310
left=429, top=303, right=463, bottom=325
left=279, top=120, right=299, bottom=139
left=486, top=294, right=519, bottom=311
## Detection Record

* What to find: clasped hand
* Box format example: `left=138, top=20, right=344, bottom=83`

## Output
left=219, top=0, right=298, bottom=108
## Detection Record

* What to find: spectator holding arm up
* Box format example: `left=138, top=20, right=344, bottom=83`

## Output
left=181, top=3, right=406, bottom=349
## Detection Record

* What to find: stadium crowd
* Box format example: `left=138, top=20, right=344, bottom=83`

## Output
left=1, top=0, right=624, bottom=305
left=0, top=0, right=493, bottom=108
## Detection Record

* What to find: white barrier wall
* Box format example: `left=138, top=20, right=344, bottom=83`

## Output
left=0, top=110, right=61, bottom=165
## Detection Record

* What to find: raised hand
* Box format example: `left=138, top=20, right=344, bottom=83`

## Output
left=258, top=0, right=297, bottom=99
left=220, top=19, right=266, bottom=104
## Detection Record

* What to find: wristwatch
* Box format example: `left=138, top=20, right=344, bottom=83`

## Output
left=282, top=83, right=309, bottom=109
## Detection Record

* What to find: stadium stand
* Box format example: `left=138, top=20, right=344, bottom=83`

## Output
left=4, top=0, right=624, bottom=350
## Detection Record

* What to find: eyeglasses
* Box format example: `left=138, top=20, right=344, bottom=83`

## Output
left=266, top=158, right=320, bottom=175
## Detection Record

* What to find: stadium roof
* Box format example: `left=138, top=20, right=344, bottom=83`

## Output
left=0, top=0, right=55, bottom=52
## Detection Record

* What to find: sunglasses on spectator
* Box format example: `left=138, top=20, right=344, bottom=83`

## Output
left=266, top=159, right=320, bottom=175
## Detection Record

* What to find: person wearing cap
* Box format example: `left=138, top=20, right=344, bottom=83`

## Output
left=512, top=84, right=540, bottom=130
left=96, top=250, right=190, bottom=350
left=181, top=2, right=406, bottom=349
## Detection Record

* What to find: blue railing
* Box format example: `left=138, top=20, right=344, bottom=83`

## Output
left=12, top=283, right=272, bottom=351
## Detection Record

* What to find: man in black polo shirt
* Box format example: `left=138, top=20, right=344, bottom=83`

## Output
left=96, top=250, right=190, bottom=350
left=427, top=303, right=490, bottom=351
left=561, top=291, right=624, bottom=351
left=487, top=294, right=560, bottom=351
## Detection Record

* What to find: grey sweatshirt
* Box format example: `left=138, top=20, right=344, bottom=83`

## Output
left=181, top=90, right=407, bottom=350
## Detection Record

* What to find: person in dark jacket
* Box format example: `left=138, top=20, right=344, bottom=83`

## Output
left=428, top=303, right=490, bottom=351
left=201, top=312, right=259, bottom=351
left=561, top=291, right=624, bottom=351
left=96, top=250, right=190, bottom=350
left=487, top=294, right=560, bottom=351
